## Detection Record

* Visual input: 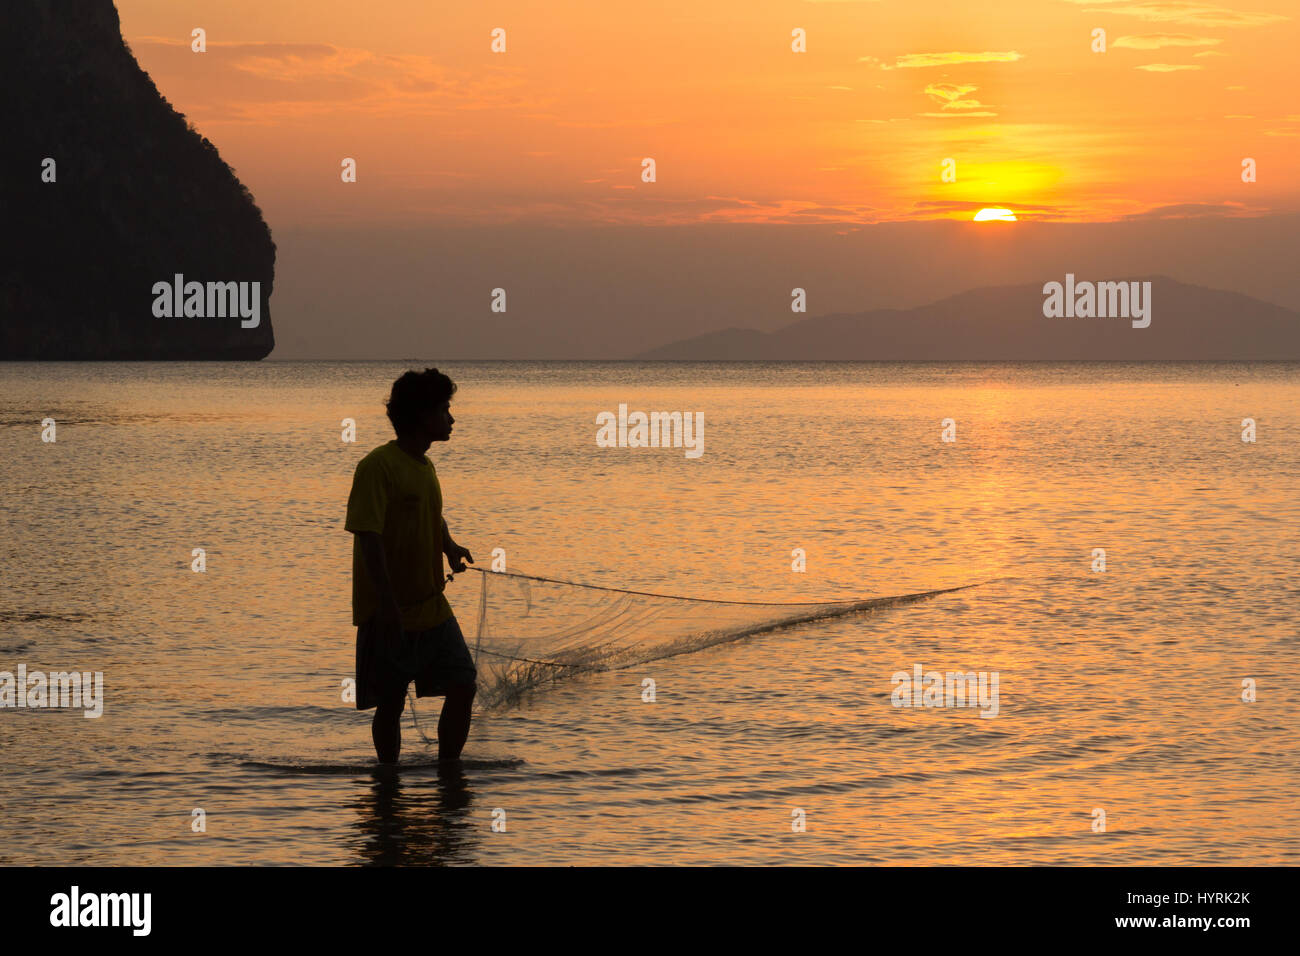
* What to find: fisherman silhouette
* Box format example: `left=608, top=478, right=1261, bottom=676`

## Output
left=345, top=368, right=476, bottom=765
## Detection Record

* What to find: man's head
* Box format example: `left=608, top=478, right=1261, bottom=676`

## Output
left=385, top=368, right=456, bottom=446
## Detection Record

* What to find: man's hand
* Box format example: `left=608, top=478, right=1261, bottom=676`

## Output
left=446, top=541, right=474, bottom=574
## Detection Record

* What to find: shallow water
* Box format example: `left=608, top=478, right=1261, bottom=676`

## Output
left=1, top=361, right=1298, bottom=864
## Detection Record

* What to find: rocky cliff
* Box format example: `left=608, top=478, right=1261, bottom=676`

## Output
left=0, top=0, right=275, bottom=359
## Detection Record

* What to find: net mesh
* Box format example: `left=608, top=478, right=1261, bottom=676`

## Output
left=459, top=568, right=977, bottom=711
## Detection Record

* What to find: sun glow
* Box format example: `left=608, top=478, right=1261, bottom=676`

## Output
left=973, top=208, right=1017, bottom=222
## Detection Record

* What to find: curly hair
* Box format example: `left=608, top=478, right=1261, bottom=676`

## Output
left=384, top=367, right=456, bottom=436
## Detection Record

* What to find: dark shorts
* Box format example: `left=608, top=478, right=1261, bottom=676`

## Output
left=355, top=613, right=477, bottom=711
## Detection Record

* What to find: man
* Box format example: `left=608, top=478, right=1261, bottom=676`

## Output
left=345, top=368, right=476, bottom=765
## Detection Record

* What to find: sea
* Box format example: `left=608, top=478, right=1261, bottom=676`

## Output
left=1, top=361, right=1297, bottom=865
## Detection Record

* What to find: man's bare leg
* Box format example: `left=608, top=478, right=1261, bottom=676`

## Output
left=372, top=688, right=406, bottom=764
left=437, top=682, right=476, bottom=761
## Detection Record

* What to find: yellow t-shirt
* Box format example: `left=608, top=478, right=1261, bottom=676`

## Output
left=345, top=441, right=453, bottom=630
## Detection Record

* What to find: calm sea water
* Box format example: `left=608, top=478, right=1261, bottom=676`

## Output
left=2, top=361, right=1298, bottom=865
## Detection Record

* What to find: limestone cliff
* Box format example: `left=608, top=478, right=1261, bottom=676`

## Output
left=0, top=0, right=275, bottom=359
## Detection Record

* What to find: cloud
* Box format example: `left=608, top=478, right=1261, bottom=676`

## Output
left=1263, top=117, right=1300, bottom=137
left=690, top=197, right=882, bottom=225
left=918, top=111, right=999, bottom=117
left=867, top=51, right=1023, bottom=69
left=909, top=199, right=1068, bottom=219
left=127, top=37, right=536, bottom=122
left=913, top=200, right=1061, bottom=212
left=1193, top=50, right=1229, bottom=56
left=787, top=206, right=864, bottom=216
left=1057, top=2, right=1288, bottom=29
left=922, top=83, right=990, bottom=114
left=1134, top=62, right=1203, bottom=71
left=1112, top=33, right=1223, bottom=48
left=469, top=192, right=888, bottom=227
left=920, top=83, right=987, bottom=114
left=1121, top=201, right=1249, bottom=219
left=924, top=83, right=979, bottom=103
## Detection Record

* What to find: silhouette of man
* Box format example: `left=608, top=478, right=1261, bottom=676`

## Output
left=346, top=368, right=476, bottom=765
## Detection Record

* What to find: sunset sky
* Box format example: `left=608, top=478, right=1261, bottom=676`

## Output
left=116, top=0, right=1298, bottom=229
left=103, top=0, right=1300, bottom=358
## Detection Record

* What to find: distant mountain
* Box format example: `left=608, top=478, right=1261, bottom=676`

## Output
left=635, top=278, right=1300, bottom=360
left=0, top=0, right=275, bottom=359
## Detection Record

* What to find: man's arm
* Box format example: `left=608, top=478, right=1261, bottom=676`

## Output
left=441, top=518, right=473, bottom=572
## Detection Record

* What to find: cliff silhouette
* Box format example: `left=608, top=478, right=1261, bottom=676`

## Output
left=0, top=0, right=275, bottom=359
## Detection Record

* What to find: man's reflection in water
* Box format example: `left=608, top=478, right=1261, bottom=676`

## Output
left=352, top=761, right=477, bottom=866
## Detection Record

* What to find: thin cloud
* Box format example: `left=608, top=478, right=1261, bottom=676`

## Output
left=1122, top=201, right=1249, bottom=219
left=923, top=83, right=989, bottom=114
left=1058, top=1, right=1288, bottom=29
left=128, top=37, right=536, bottom=122
left=1112, top=34, right=1223, bottom=48
left=1135, top=62, right=1203, bottom=71
left=924, top=83, right=979, bottom=103
left=909, top=199, right=1071, bottom=220
left=914, top=200, right=1061, bottom=212
left=869, top=51, right=1023, bottom=69
left=1263, top=119, right=1300, bottom=137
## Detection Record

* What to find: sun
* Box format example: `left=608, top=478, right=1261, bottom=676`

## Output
left=973, top=208, right=1017, bottom=222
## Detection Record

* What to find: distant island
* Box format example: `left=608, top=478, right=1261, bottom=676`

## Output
left=636, top=278, right=1300, bottom=361
left=0, top=0, right=275, bottom=360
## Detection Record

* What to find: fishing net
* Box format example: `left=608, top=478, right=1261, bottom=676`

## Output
left=454, top=568, right=976, bottom=712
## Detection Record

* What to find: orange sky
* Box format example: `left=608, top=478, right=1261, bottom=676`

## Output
left=116, top=0, right=1299, bottom=228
